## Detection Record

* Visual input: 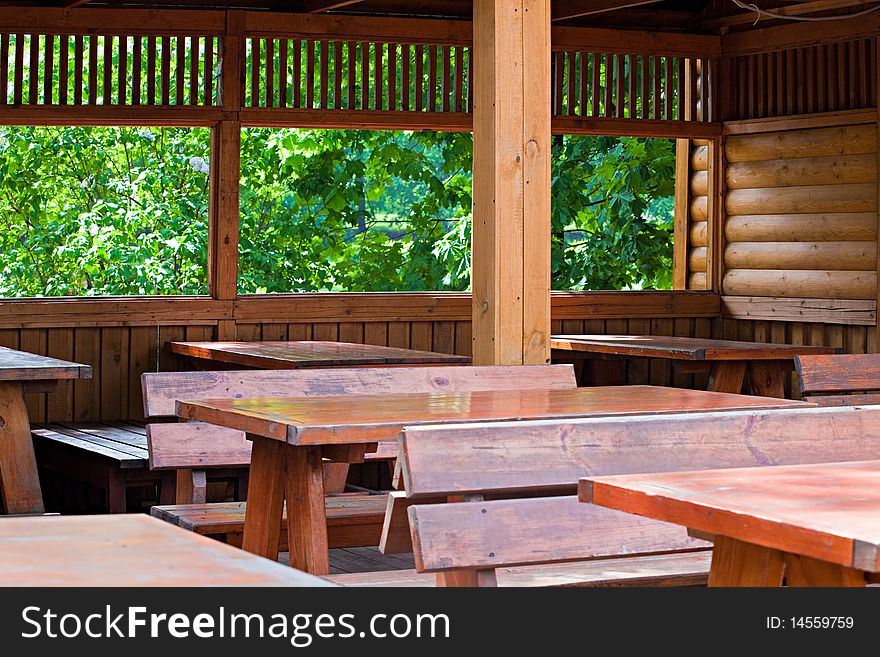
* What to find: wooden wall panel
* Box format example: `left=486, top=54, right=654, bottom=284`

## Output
left=722, top=119, right=878, bottom=301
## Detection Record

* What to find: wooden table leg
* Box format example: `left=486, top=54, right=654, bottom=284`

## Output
left=0, top=381, right=44, bottom=514
left=284, top=444, right=330, bottom=575
left=241, top=436, right=286, bottom=560
left=747, top=361, right=791, bottom=399
left=785, top=554, right=865, bottom=587
left=708, top=536, right=785, bottom=586
left=707, top=362, right=748, bottom=394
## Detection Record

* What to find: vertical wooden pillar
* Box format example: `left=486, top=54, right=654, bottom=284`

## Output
left=672, top=139, right=690, bottom=290
left=211, top=9, right=244, bottom=341
left=472, top=0, right=551, bottom=365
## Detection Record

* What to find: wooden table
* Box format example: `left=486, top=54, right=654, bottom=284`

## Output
left=177, top=385, right=809, bottom=574
left=0, top=514, right=331, bottom=586
left=170, top=340, right=471, bottom=369
left=580, top=459, right=880, bottom=587
left=551, top=334, right=841, bottom=397
left=0, top=346, right=92, bottom=514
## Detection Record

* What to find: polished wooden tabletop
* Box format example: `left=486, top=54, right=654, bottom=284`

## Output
left=0, top=346, right=92, bottom=381
left=580, top=459, right=880, bottom=573
left=0, top=514, right=333, bottom=586
left=178, top=385, right=810, bottom=445
left=551, top=335, right=841, bottom=361
left=170, top=340, right=470, bottom=368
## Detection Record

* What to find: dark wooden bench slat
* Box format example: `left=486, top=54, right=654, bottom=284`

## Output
left=53, top=421, right=148, bottom=450
left=31, top=427, right=145, bottom=468
left=42, top=424, right=148, bottom=460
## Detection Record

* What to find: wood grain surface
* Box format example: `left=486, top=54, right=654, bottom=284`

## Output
left=581, top=459, right=880, bottom=572
left=551, top=334, right=840, bottom=361
left=0, top=514, right=333, bottom=586
left=0, top=346, right=92, bottom=381
left=170, top=340, right=470, bottom=368
left=178, top=386, right=810, bottom=445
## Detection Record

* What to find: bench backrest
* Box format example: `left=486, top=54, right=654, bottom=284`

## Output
left=795, top=354, right=880, bottom=406
left=143, top=364, right=576, bottom=470
left=402, top=405, right=880, bottom=583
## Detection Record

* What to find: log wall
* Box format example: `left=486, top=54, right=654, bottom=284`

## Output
left=722, top=116, right=878, bottom=301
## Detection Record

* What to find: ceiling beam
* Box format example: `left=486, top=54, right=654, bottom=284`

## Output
left=699, top=0, right=880, bottom=30
left=552, top=0, right=664, bottom=22
left=298, top=0, right=364, bottom=13
left=63, top=0, right=92, bottom=7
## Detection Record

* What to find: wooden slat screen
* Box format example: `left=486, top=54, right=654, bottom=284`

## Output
left=728, top=38, right=876, bottom=120
left=0, top=33, right=221, bottom=107
left=550, top=52, right=714, bottom=122
left=243, top=38, right=472, bottom=113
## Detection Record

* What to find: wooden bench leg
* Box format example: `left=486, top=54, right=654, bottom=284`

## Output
left=175, top=468, right=207, bottom=504
left=708, top=536, right=785, bottom=586
left=707, top=362, right=747, bottom=394
left=241, top=437, right=286, bottom=561
left=0, top=381, right=44, bottom=514
left=785, top=554, right=865, bottom=587
left=436, top=569, right=498, bottom=587
left=107, top=468, right=127, bottom=513
left=747, top=361, right=790, bottom=399
left=284, top=444, right=330, bottom=576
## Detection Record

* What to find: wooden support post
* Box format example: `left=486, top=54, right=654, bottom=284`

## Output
left=209, top=9, right=242, bottom=313
left=208, top=121, right=240, bottom=302
left=708, top=136, right=724, bottom=294
left=672, top=139, right=690, bottom=290
left=472, top=0, right=551, bottom=366
left=875, top=43, right=880, bottom=352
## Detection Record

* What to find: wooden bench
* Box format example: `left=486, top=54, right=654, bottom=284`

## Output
left=328, top=405, right=880, bottom=587
left=795, top=354, right=880, bottom=405
left=31, top=421, right=178, bottom=513
left=147, top=364, right=577, bottom=548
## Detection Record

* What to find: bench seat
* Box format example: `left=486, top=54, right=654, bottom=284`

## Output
left=325, top=551, right=712, bottom=587
left=151, top=493, right=387, bottom=550
left=31, top=422, right=178, bottom=513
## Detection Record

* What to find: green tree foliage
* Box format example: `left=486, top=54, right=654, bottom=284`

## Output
left=0, top=126, right=674, bottom=298
left=0, top=126, right=210, bottom=297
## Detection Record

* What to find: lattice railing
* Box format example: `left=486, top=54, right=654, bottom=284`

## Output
left=244, top=38, right=471, bottom=112
left=728, top=37, right=876, bottom=120
left=551, top=51, right=714, bottom=121
left=0, top=32, right=222, bottom=107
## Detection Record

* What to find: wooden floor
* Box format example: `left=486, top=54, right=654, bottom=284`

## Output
left=280, top=547, right=415, bottom=574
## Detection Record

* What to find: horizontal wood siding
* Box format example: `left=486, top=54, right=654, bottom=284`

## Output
left=722, top=119, right=878, bottom=301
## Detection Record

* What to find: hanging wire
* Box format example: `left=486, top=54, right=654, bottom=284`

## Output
left=731, top=0, right=880, bottom=24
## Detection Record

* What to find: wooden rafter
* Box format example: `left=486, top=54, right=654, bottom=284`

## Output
left=552, top=0, right=664, bottom=22
left=699, top=0, right=880, bottom=29
left=63, top=0, right=92, bottom=7
left=297, top=0, right=364, bottom=12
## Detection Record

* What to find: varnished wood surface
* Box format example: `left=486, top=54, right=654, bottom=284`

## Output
left=581, top=459, right=880, bottom=572
left=143, top=364, right=575, bottom=417
left=795, top=353, right=880, bottom=399
left=551, top=334, right=841, bottom=361
left=178, top=386, right=810, bottom=445
left=170, top=340, right=470, bottom=368
left=400, top=405, right=880, bottom=498
left=0, top=514, right=332, bottom=586
left=0, top=346, right=92, bottom=381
